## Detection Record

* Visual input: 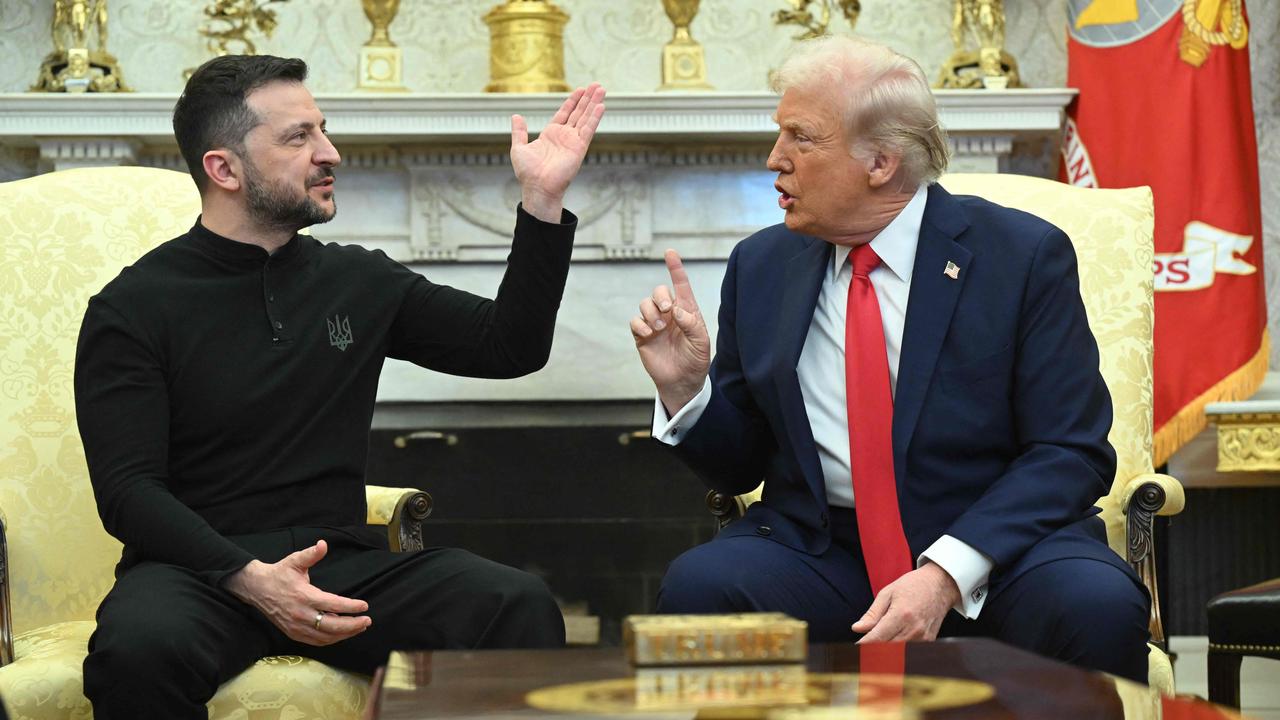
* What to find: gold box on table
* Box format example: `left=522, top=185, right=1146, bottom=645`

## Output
left=623, top=613, right=808, bottom=667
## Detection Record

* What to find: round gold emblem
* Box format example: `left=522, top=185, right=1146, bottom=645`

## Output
left=525, top=670, right=995, bottom=716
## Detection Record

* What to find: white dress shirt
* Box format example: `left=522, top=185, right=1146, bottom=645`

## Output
left=653, top=184, right=994, bottom=619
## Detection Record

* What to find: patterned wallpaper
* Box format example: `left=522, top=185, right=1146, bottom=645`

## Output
left=0, top=0, right=1068, bottom=93
left=0, top=0, right=1276, bottom=362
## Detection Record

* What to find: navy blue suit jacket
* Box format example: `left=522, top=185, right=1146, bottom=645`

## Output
left=673, top=183, right=1137, bottom=594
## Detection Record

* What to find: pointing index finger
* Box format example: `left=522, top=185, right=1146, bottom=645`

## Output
left=664, top=249, right=698, bottom=311
left=510, top=114, right=528, bottom=148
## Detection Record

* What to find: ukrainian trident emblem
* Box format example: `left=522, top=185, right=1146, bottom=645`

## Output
left=327, top=315, right=353, bottom=351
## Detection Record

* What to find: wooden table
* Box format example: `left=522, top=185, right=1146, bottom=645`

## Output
left=369, top=638, right=1242, bottom=719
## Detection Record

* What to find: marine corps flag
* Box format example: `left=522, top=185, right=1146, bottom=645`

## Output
left=1063, top=0, right=1266, bottom=465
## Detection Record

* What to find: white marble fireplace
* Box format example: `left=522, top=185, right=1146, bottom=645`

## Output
left=0, top=89, right=1074, bottom=420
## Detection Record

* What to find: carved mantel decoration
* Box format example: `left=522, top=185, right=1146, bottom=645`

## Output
left=1207, top=375, right=1280, bottom=472
left=1213, top=411, right=1280, bottom=472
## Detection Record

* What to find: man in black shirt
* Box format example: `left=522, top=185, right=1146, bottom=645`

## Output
left=74, top=55, right=605, bottom=719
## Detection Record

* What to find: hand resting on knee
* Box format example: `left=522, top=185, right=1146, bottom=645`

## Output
left=222, top=539, right=372, bottom=646
left=852, top=562, right=961, bottom=642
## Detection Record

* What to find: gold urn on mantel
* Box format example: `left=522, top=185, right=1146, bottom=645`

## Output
left=483, top=0, right=570, bottom=93
left=658, top=0, right=713, bottom=91
left=358, top=0, right=407, bottom=91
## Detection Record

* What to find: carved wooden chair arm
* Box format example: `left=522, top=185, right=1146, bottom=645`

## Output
left=706, top=490, right=742, bottom=530
left=1121, top=472, right=1185, bottom=648
left=1121, top=472, right=1185, bottom=518
left=365, top=485, right=433, bottom=553
left=702, top=471, right=1183, bottom=647
left=0, top=489, right=433, bottom=669
left=1, top=505, right=12, bottom=666
left=705, top=483, right=765, bottom=530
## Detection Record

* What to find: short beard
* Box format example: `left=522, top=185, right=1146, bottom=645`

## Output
left=242, top=157, right=335, bottom=234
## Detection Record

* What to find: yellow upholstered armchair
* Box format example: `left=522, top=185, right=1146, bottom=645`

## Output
left=0, top=167, right=432, bottom=720
left=706, top=173, right=1185, bottom=694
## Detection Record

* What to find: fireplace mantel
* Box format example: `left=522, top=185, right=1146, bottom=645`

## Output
left=0, top=89, right=1073, bottom=147
left=0, top=89, right=1075, bottom=405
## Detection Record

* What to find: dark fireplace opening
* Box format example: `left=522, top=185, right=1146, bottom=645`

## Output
left=367, top=410, right=717, bottom=646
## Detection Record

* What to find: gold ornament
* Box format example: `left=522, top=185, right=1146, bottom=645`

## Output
left=358, top=0, right=407, bottom=91
left=30, top=0, right=131, bottom=93
left=772, top=0, right=861, bottom=40
left=526, top=672, right=993, bottom=715
left=936, top=0, right=1020, bottom=89
left=483, top=0, right=571, bottom=93
left=184, top=0, right=290, bottom=80
left=1215, top=412, right=1280, bottom=472
left=658, top=0, right=712, bottom=91
left=1178, top=0, right=1248, bottom=67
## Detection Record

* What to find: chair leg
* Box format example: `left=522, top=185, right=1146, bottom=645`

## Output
left=1207, top=650, right=1243, bottom=709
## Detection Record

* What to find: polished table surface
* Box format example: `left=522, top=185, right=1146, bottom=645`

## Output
left=370, top=638, right=1244, bottom=719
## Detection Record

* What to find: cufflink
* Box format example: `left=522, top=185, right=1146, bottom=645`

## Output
left=971, top=588, right=984, bottom=602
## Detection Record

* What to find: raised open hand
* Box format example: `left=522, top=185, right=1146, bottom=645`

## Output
left=510, top=82, right=607, bottom=222
left=631, top=249, right=712, bottom=415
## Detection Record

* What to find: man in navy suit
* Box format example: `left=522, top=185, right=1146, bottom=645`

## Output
left=630, top=35, right=1151, bottom=683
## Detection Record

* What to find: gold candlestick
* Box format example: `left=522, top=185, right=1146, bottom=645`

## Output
left=358, top=0, right=407, bottom=91
left=658, top=0, right=712, bottom=91
left=769, top=0, right=860, bottom=85
left=483, top=0, right=570, bottom=93
left=773, top=0, right=860, bottom=39
left=182, top=0, right=290, bottom=81
left=31, top=0, right=131, bottom=93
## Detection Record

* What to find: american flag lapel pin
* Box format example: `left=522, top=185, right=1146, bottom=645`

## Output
left=944, top=261, right=960, bottom=280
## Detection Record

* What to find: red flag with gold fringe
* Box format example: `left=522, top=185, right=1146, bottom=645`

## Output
left=1063, top=0, right=1266, bottom=465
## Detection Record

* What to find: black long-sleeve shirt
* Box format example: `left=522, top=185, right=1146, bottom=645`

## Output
left=74, top=206, right=576, bottom=582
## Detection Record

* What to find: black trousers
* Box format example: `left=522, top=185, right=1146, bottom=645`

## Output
left=657, top=507, right=1151, bottom=684
left=83, top=526, right=564, bottom=720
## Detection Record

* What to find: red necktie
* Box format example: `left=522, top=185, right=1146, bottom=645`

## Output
left=845, top=244, right=913, bottom=595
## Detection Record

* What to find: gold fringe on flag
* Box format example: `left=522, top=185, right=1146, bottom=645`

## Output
left=1153, top=329, right=1270, bottom=467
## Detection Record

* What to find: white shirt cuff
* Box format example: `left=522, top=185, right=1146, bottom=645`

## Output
left=651, top=378, right=712, bottom=446
left=918, top=534, right=994, bottom=620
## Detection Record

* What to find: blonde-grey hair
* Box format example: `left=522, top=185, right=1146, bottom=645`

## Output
left=770, top=35, right=950, bottom=186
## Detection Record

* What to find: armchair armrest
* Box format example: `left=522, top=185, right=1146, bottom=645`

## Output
left=365, top=486, right=433, bottom=553
left=1121, top=473, right=1184, bottom=518
left=1121, top=473, right=1185, bottom=647
left=1, top=505, right=12, bottom=666
left=706, top=483, right=764, bottom=530
left=0, top=490, right=431, bottom=669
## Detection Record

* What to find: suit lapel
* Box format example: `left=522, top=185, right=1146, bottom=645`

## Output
left=773, top=237, right=831, bottom=502
left=892, top=185, right=972, bottom=471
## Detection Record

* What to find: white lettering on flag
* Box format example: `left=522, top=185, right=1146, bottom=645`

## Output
left=1154, top=221, right=1256, bottom=292
left=1060, top=118, right=1098, bottom=188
